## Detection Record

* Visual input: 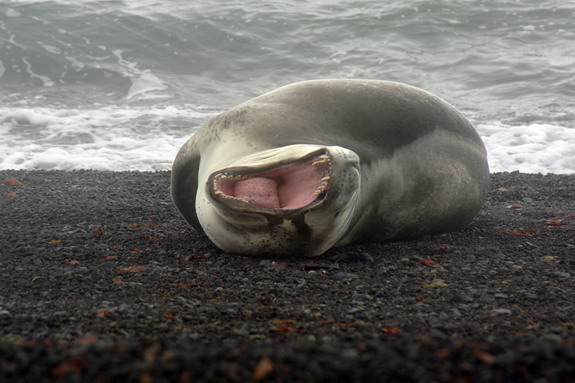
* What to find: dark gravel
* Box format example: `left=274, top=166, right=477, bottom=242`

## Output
left=1, top=170, right=574, bottom=383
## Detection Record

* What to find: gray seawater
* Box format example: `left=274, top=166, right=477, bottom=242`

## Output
left=1, top=0, right=574, bottom=172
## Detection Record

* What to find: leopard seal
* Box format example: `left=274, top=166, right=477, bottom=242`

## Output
left=172, top=79, right=489, bottom=256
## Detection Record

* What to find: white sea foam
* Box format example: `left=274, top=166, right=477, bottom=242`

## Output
left=37, top=42, right=62, bottom=55
left=21, top=57, right=55, bottom=87
left=0, top=106, right=216, bottom=171
left=5, top=8, right=21, bottom=18
left=1, top=106, right=574, bottom=174
left=111, top=49, right=169, bottom=101
left=127, top=73, right=169, bottom=101
left=476, top=123, right=575, bottom=174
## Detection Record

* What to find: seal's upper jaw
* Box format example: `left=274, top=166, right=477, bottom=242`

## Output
left=208, top=149, right=332, bottom=214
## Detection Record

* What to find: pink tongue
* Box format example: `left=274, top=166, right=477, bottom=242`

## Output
left=233, top=177, right=280, bottom=209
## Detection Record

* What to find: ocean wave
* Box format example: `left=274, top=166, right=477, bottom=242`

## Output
left=1, top=0, right=574, bottom=173
left=477, top=123, right=575, bottom=174
left=1, top=105, right=573, bottom=174
left=0, top=106, right=216, bottom=171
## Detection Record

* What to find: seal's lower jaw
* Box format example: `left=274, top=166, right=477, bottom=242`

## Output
left=209, top=149, right=332, bottom=213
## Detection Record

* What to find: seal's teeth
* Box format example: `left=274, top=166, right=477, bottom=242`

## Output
left=312, top=158, right=330, bottom=166
left=217, top=173, right=243, bottom=180
left=230, top=196, right=249, bottom=203
left=224, top=174, right=247, bottom=180
left=215, top=192, right=249, bottom=203
left=311, top=155, right=330, bottom=165
left=314, top=176, right=330, bottom=195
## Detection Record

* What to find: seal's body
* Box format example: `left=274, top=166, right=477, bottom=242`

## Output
left=172, top=80, right=489, bottom=256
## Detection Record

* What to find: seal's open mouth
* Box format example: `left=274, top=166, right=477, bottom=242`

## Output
left=210, top=150, right=332, bottom=210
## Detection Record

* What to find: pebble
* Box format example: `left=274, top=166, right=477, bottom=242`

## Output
left=552, top=271, right=571, bottom=279
left=341, top=348, right=359, bottom=360
left=489, top=308, right=512, bottom=316
left=451, top=308, right=462, bottom=318
left=348, top=306, right=364, bottom=314
left=439, top=312, right=450, bottom=320
left=542, top=334, right=564, bottom=344
left=358, top=252, right=375, bottom=263
left=332, top=272, right=358, bottom=282
left=258, top=260, right=272, bottom=267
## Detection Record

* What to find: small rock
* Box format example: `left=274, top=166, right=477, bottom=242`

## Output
left=294, top=278, right=307, bottom=287
left=258, top=260, right=272, bottom=267
left=424, top=279, right=448, bottom=288
left=553, top=271, right=571, bottom=279
left=347, top=306, right=364, bottom=314
left=358, top=252, right=374, bottom=263
left=542, top=334, right=564, bottom=344
left=489, top=308, right=512, bottom=316
left=271, top=261, right=287, bottom=270
left=232, top=327, right=248, bottom=336
left=439, top=312, right=450, bottom=320
left=333, top=272, right=358, bottom=282
left=341, top=348, right=358, bottom=359
left=116, top=304, right=131, bottom=314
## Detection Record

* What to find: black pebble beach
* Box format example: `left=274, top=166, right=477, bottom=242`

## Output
left=1, top=170, right=574, bottom=382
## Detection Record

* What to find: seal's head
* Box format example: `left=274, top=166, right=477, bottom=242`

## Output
left=198, top=144, right=361, bottom=256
